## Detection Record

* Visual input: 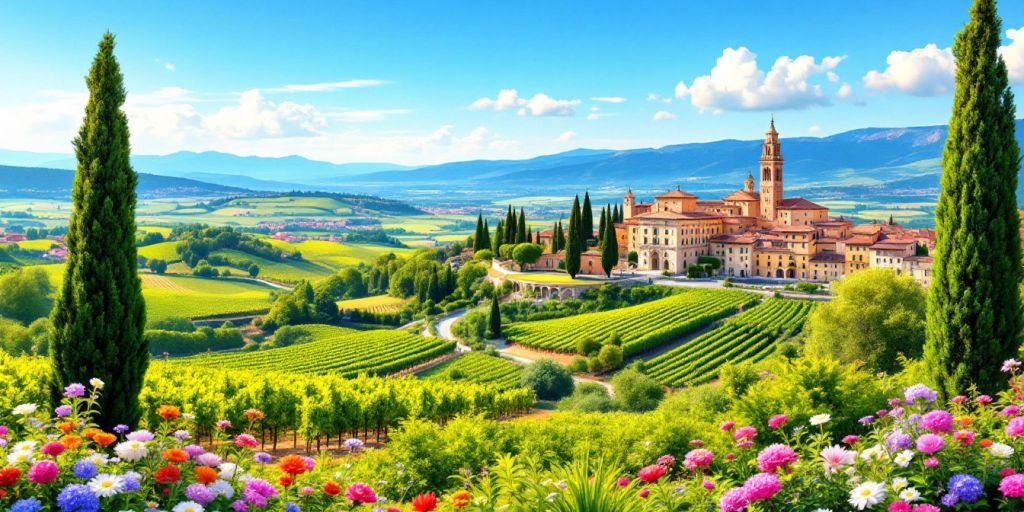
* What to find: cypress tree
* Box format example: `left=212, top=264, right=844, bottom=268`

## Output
left=582, top=192, right=594, bottom=242
left=488, top=293, right=502, bottom=339
left=51, top=32, right=148, bottom=429
left=526, top=226, right=532, bottom=245
left=598, top=206, right=607, bottom=243
left=492, top=220, right=503, bottom=254
left=566, top=196, right=582, bottom=277
left=549, top=222, right=559, bottom=252
left=601, top=208, right=620, bottom=277
left=924, top=0, right=1023, bottom=397
left=505, top=205, right=516, bottom=245
left=516, top=208, right=527, bottom=244
left=613, top=204, right=621, bottom=223
left=556, top=221, right=566, bottom=253
left=481, top=219, right=491, bottom=250
left=472, top=213, right=485, bottom=251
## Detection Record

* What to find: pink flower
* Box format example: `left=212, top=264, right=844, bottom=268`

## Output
left=756, top=444, right=797, bottom=473
left=916, top=434, right=945, bottom=454
left=950, top=395, right=968, bottom=405
left=768, top=415, right=788, bottom=429
left=819, top=445, right=855, bottom=473
left=684, top=449, right=714, bottom=469
left=216, top=420, right=232, bottom=429
left=889, top=501, right=911, bottom=512
left=27, top=460, right=58, bottom=484
left=40, top=442, right=65, bottom=457
left=617, top=476, right=630, bottom=487
left=1001, top=474, right=1024, bottom=498
left=234, top=434, right=259, bottom=448
left=725, top=453, right=736, bottom=461
left=742, top=473, right=782, bottom=501
left=953, top=429, right=975, bottom=446
left=976, top=395, right=993, bottom=405
left=300, top=486, right=315, bottom=496
left=1002, top=468, right=1018, bottom=478
left=719, top=421, right=735, bottom=431
left=689, top=439, right=704, bottom=447
left=1003, top=405, right=1021, bottom=417
left=1007, top=417, right=1024, bottom=437
left=736, top=440, right=754, bottom=449
left=638, top=488, right=650, bottom=498
left=877, top=409, right=889, bottom=417
left=733, top=426, right=757, bottom=440
left=719, top=487, right=749, bottom=512
left=924, top=457, right=940, bottom=467
left=842, top=435, right=860, bottom=445
left=345, top=482, right=378, bottom=504
left=920, top=410, right=953, bottom=433
left=637, top=464, right=666, bottom=483
left=912, top=505, right=940, bottom=512
left=703, top=479, right=715, bottom=491
left=656, top=454, right=676, bottom=467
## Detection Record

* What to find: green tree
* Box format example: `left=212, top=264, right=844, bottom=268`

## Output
left=148, top=258, right=167, bottom=275
left=925, top=0, right=1023, bottom=396
left=581, top=192, right=594, bottom=243
left=0, top=268, right=53, bottom=325
left=521, top=358, right=574, bottom=401
left=516, top=208, right=527, bottom=244
left=600, top=208, right=619, bottom=277
left=505, top=205, right=516, bottom=245
left=512, top=243, right=543, bottom=269
left=611, top=368, right=663, bottom=412
left=597, top=344, right=624, bottom=371
left=480, top=218, right=491, bottom=250
left=491, top=220, right=504, bottom=254
left=472, top=213, right=486, bottom=251
left=50, top=32, right=148, bottom=429
left=488, top=293, right=502, bottom=339
left=565, top=196, right=582, bottom=278
left=248, top=263, right=260, bottom=277
left=598, top=206, right=607, bottom=243
left=806, top=268, right=926, bottom=374
left=555, top=221, right=566, bottom=252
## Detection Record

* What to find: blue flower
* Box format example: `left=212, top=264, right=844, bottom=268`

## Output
left=285, top=503, right=301, bottom=512
left=57, top=483, right=100, bottom=512
left=11, top=497, right=43, bottom=512
left=948, top=473, right=984, bottom=503
left=72, top=459, right=98, bottom=479
left=941, top=492, right=960, bottom=507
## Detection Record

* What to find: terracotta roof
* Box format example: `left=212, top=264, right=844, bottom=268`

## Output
left=723, top=216, right=758, bottom=224
left=870, top=239, right=917, bottom=250
left=655, top=188, right=697, bottom=199
left=810, top=251, right=845, bottom=262
left=537, top=229, right=553, bottom=237
left=814, top=220, right=853, bottom=227
left=724, top=190, right=760, bottom=201
left=710, top=234, right=756, bottom=244
left=698, top=200, right=725, bottom=205
left=634, top=210, right=723, bottom=220
left=777, top=197, right=827, bottom=210
left=771, top=225, right=816, bottom=233
left=844, top=235, right=877, bottom=245
left=851, top=224, right=883, bottom=235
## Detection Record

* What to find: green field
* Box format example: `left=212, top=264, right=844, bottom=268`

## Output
left=140, top=273, right=275, bottom=321
left=212, top=248, right=333, bottom=283
left=504, top=289, right=758, bottom=356
left=137, top=241, right=181, bottom=261
left=644, top=298, right=816, bottom=387
left=178, top=325, right=455, bottom=377
left=420, top=352, right=524, bottom=389
left=262, top=239, right=415, bottom=268
left=336, top=294, right=406, bottom=313
left=504, top=272, right=596, bottom=285
left=3, top=239, right=60, bottom=251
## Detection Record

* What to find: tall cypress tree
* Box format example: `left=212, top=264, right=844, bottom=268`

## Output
left=581, top=192, right=594, bottom=242
left=925, top=0, right=1022, bottom=397
left=488, top=292, right=502, bottom=339
left=51, top=32, right=147, bottom=429
left=550, top=221, right=560, bottom=252
left=516, top=208, right=527, bottom=244
left=598, top=206, right=607, bottom=243
left=472, top=213, right=485, bottom=251
left=613, top=204, right=621, bottom=223
left=601, top=208, right=620, bottom=277
left=482, top=219, right=491, bottom=249
left=556, top=221, right=566, bottom=253
left=566, top=196, right=582, bottom=277
left=492, top=220, right=503, bottom=254
left=505, top=205, right=516, bottom=245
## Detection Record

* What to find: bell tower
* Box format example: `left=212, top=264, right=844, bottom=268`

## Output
left=623, top=188, right=635, bottom=220
left=744, top=172, right=755, bottom=193
left=759, top=116, right=783, bottom=222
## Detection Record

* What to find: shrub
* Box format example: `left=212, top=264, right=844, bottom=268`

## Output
left=576, top=336, right=601, bottom=356
left=611, top=368, right=663, bottom=412
left=557, top=382, right=615, bottom=412
left=145, top=326, right=244, bottom=356
left=567, top=356, right=589, bottom=373
left=472, top=249, right=494, bottom=261
left=0, top=267, right=53, bottom=324
left=272, top=325, right=314, bottom=347
left=521, top=359, right=574, bottom=401
left=597, top=344, right=624, bottom=371
left=148, top=316, right=195, bottom=332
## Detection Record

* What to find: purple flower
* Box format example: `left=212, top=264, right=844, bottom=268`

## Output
left=112, top=424, right=129, bottom=434
left=173, top=429, right=191, bottom=440
left=343, top=438, right=364, bottom=452
left=904, top=384, right=938, bottom=404
left=125, top=430, right=154, bottom=442
left=63, top=383, right=86, bottom=398
left=195, top=452, right=222, bottom=467
left=858, top=416, right=875, bottom=425
left=56, top=484, right=99, bottom=512
left=916, top=433, right=946, bottom=454
left=72, top=460, right=98, bottom=479
left=184, top=444, right=205, bottom=458
left=1003, top=359, right=1021, bottom=373
left=243, top=478, right=279, bottom=507
left=185, top=483, right=217, bottom=505
left=232, top=500, right=249, bottom=512
left=254, top=452, right=273, bottom=464
left=920, top=410, right=954, bottom=433
left=948, top=473, right=984, bottom=503
left=122, top=471, right=141, bottom=492
left=303, top=456, right=316, bottom=471
left=941, top=493, right=959, bottom=507
left=885, top=432, right=912, bottom=451
left=54, top=405, right=72, bottom=417
left=0, top=425, right=8, bottom=436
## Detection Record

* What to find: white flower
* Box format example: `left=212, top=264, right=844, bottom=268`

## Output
left=813, top=509, right=834, bottom=512
left=7, top=451, right=33, bottom=464
left=820, top=445, right=856, bottom=474
left=89, top=378, right=105, bottom=389
left=210, top=479, right=235, bottom=499
left=899, top=487, right=921, bottom=502
left=12, top=403, right=37, bottom=416
left=891, top=477, right=908, bottom=491
left=810, top=413, right=832, bottom=426
left=859, top=444, right=887, bottom=462
left=849, top=481, right=887, bottom=510
left=89, top=474, right=125, bottom=497
left=893, top=450, right=914, bottom=468
left=183, top=413, right=196, bottom=421
left=172, top=502, right=204, bottom=512
left=114, top=440, right=148, bottom=462
left=86, top=453, right=110, bottom=466
left=991, top=442, right=1015, bottom=458
left=218, top=462, right=242, bottom=480
left=12, top=440, right=38, bottom=452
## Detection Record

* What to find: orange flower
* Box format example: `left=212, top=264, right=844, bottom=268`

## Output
left=93, top=432, right=117, bottom=447
left=278, top=454, right=308, bottom=476
left=451, top=490, right=471, bottom=509
left=958, top=416, right=972, bottom=427
left=195, top=466, right=218, bottom=485
left=279, top=475, right=293, bottom=487
left=82, top=428, right=102, bottom=440
left=60, top=435, right=82, bottom=449
left=156, top=405, right=181, bottom=421
left=980, top=439, right=994, bottom=448
left=56, top=421, right=75, bottom=434
left=162, top=448, right=188, bottom=464
left=323, top=481, right=341, bottom=496
left=244, top=408, right=265, bottom=422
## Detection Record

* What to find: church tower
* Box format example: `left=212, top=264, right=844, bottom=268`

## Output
left=744, top=172, right=755, bottom=193
left=759, top=116, right=783, bottom=222
left=623, top=188, right=635, bottom=220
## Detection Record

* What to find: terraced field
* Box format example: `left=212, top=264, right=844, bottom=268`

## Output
left=178, top=326, right=455, bottom=377
left=336, top=294, right=406, bottom=313
left=420, top=352, right=523, bottom=389
left=644, top=298, right=816, bottom=387
left=503, top=289, right=757, bottom=356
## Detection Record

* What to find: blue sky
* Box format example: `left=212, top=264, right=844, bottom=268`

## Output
left=2, top=0, right=1024, bottom=165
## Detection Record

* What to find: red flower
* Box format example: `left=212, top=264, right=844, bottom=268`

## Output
left=154, top=465, right=181, bottom=483
left=637, top=464, right=666, bottom=483
left=0, top=466, right=22, bottom=486
left=323, top=481, right=342, bottom=496
left=279, top=454, right=308, bottom=476
left=412, top=492, right=438, bottom=512
left=279, top=475, right=293, bottom=487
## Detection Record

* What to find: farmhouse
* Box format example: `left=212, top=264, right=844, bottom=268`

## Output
left=616, top=118, right=935, bottom=285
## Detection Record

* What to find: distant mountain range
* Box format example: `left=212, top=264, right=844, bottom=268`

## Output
left=0, top=164, right=246, bottom=199
left=2, top=121, right=1023, bottom=208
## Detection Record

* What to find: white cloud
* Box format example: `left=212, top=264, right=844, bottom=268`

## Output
left=557, top=130, right=577, bottom=142
left=591, top=96, right=626, bottom=103
left=324, top=109, right=411, bottom=122
left=164, top=62, right=175, bottom=71
left=1000, top=26, right=1024, bottom=84
left=204, top=89, right=326, bottom=138
left=653, top=111, right=676, bottom=121
left=470, top=89, right=580, bottom=116
left=808, top=125, right=822, bottom=134
left=646, top=93, right=672, bottom=104
left=837, top=83, right=852, bottom=99
left=863, top=44, right=955, bottom=96
left=265, top=79, right=388, bottom=93
left=675, top=47, right=846, bottom=112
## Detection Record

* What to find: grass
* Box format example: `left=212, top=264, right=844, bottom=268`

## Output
left=141, top=274, right=276, bottom=321
left=262, top=239, right=415, bottom=269
left=419, top=352, right=524, bottom=389
left=336, top=294, right=406, bottom=313
left=211, top=249, right=334, bottom=283
left=138, top=241, right=181, bottom=262
left=5, top=239, right=60, bottom=251
left=504, top=272, right=596, bottom=285
left=137, top=225, right=174, bottom=236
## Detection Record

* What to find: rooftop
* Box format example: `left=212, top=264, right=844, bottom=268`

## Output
left=777, top=197, right=827, bottom=210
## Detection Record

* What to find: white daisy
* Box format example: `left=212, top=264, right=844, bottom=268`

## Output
left=89, top=378, right=105, bottom=389
left=7, top=451, right=33, bottom=464
left=810, top=413, right=832, bottom=426
left=899, top=487, right=921, bottom=502
left=893, top=450, right=914, bottom=468
left=86, top=453, right=110, bottom=466
left=991, top=442, right=1015, bottom=458
left=859, top=444, right=887, bottom=462
left=114, top=440, right=148, bottom=462
left=849, top=481, right=887, bottom=510
left=891, top=477, right=908, bottom=491
left=89, top=474, right=125, bottom=497
left=12, top=440, right=38, bottom=452
left=172, top=501, right=204, bottom=512
left=12, top=403, right=37, bottom=416
left=210, top=479, right=234, bottom=499
left=218, top=462, right=242, bottom=480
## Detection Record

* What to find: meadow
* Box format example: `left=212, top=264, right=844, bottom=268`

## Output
left=419, top=351, right=524, bottom=389
left=336, top=294, right=407, bottom=313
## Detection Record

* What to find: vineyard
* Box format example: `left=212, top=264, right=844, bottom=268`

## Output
left=178, top=326, right=456, bottom=377
left=337, top=294, right=407, bottom=313
left=644, top=298, right=816, bottom=387
left=503, top=289, right=757, bottom=356
left=420, top=352, right=524, bottom=389
left=140, top=274, right=276, bottom=321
